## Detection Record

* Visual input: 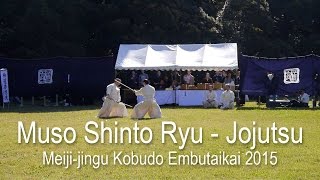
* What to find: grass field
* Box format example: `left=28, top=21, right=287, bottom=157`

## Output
left=0, top=103, right=320, bottom=179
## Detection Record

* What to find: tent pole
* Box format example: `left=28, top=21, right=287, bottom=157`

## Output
left=312, top=56, right=316, bottom=108
left=20, top=97, right=23, bottom=107
left=174, top=69, right=177, bottom=106
left=43, top=96, right=46, bottom=106
left=55, top=94, right=59, bottom=106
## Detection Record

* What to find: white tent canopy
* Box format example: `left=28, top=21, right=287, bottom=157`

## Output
left=115, top=43, right=238, bottom=71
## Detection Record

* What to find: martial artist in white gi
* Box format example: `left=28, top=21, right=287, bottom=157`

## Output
left=131, top=79, right=162, bottom=119
left=220, top=84, right=235, bottom=109
left=97, top=78, right=128, bottom=118
left=203, top=86, right=217, bottom=108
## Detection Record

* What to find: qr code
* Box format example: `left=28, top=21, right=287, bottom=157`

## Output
left=38, top=69, right=53, bottom=84
left=283, top=68, right=300, bottom=84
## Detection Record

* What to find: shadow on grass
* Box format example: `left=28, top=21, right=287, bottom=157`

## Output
left=97, top=116, right=124, bottom=120
left=131, top=118, right=159, bottom=121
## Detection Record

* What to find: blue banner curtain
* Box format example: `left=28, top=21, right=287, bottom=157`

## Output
left=239, top=55, right=317, bottom=96
left=0, top=56, right=115, bottom=99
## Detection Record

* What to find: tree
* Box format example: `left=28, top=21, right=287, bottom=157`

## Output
left=0, top=0, right=319, bottom=58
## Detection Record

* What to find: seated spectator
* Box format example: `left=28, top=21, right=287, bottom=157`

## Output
left=203, top=86, right=217, bottom=108
left=224, top=72, right=235, bottom=85
left=139, top=70, right=149, bottom=87
left=290, top=89, right=310, bottom=107
left=128, top=71, right=139, bottom=89
left=158, top=79, right=167, bottom=90
left=222, top=70, right=227, bottom=79
left=171, top=71, right=181, bottom=84
left=202, top=72, right=213, bottom=84
left=169, top=80, right=180, bottom=90
left=183, top=70, right=195, bottom=85
left=163, top=75, right=171, bottom=88
left=213, top=71, right=224, bottom=83
left=152, top=70, right=162, bottom=89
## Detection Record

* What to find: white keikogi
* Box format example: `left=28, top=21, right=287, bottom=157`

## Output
left=203, top=87, right=217, bottom=108
left=220, top=84, right=235, bottom=109
left=131, top=80, right=161, bottom=119
left=299, top=93, right=309, bottom=103
left=97, top=79, right=128, bottom=118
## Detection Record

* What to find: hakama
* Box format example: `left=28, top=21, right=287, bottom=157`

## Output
left=97, top=83, right=128, bottom=118
left=220, top=90, right=235, bottom=109
left=131, top=84, right=162, bottom=119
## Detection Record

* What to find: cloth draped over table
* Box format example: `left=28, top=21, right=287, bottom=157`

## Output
left=137, top=90, right=224, bottom=106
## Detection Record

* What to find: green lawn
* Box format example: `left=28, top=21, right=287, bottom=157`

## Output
left=0, top=103, right=319, bottom=179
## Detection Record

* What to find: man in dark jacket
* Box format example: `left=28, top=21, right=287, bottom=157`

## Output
left=265, top=72, right=278, bottom=101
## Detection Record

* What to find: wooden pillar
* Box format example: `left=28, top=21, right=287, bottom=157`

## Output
left=43, top=96, right=47, bottom=106
left=2, top=102, right=9, bottom=109
left=55, top=94, right=59, bottom=106
left=20, top=97, right=24, bottom=107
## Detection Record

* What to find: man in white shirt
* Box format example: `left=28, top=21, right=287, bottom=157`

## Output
left=183, top=70, right=195, bottom=85
left=299, top=90, right=310, bottom=104
left=290, top=89, right=309, bottom=107
left=220, top=84, right=235, bottom=109
left=97, top=78, right=128, bottom=118
left=131, top=79, right=162, bottom=119
left=203, top=86, right=217, bottom=108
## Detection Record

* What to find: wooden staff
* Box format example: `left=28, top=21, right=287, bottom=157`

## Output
left=103, top=96, right=133, bottom=108
left=114, top=79, right=136, bottom=92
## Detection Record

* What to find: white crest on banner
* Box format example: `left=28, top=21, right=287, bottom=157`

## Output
left=283, top=68, right=300, bottom=84
left=38, top=69, right=53, bottom=84
left=0, top=68, right=10, bottom=103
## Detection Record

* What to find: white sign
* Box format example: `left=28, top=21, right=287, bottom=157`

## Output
left=38, top=69, right=53, bottom=84
left=0, top=68, right=10, bottom=103
left=283, top=68, right=300, bottom=84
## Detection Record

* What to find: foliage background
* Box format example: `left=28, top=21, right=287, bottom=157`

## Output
left=0, top=0, right=319, bottom=58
